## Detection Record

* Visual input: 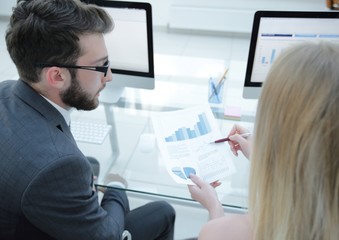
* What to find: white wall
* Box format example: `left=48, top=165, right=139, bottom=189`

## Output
left=168, top=0, right=329, bottom=33
left=0, top=0, right=330, bottom=33
left=0, top=0, right=15, bottom=17
left=108, top=0, right=331, bottom=33
left=0, top=0, right=171, bottom=26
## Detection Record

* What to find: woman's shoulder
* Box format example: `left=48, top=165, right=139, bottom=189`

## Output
left=198, top=213, right=252, bottom=240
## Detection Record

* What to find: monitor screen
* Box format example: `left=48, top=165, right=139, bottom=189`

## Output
left=243, top=11, right=339, bottom=99
left=82, top=0, right=154, bottom=103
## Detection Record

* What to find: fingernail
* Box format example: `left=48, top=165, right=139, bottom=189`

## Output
left=189, top=173, right=196, bottom=178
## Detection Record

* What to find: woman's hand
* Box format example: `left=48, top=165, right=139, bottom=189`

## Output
left=188, top=174, right=224, bottom=219
left=227, top=124, right=252, bottom=159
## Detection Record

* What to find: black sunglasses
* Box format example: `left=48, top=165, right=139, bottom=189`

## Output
left=35, top=60, right=110, bottom=77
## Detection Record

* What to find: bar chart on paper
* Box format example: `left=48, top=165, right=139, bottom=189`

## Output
left=151, top=105, right=235, bottom=184
left=164, top=113, right=211, bottom=142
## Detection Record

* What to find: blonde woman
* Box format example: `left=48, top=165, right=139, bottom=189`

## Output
left=189, top=41, right=339, bottom=240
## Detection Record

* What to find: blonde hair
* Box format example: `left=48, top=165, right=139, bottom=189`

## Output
left=249, top=41, right=339, bottom=240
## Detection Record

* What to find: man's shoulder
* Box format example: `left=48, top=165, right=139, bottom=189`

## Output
left=0, top=79, right=16, bottom=86
left=0, top=80, right=17, bottom=96
left=0, top=79, right=18, bottom=88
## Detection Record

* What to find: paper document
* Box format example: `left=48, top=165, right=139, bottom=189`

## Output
left=151, top=105, right=236, bottom=184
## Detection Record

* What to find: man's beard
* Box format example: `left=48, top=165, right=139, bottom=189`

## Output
left=60, top=77, right=100, bottom=111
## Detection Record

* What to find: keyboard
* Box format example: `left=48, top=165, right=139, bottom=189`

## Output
left=70, top=120, right=112, bottom=144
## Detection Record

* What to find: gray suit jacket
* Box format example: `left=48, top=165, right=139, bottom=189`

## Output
left=0, top=80, right=129, bottom=239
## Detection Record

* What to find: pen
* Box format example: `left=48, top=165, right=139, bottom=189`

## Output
left=211, top=132, right=251, bottom=143
left=210, top=81, right=220, bottom=102
left=208, top=68, right=229, bottom=100
left=215, top=68, right=229, bottom=90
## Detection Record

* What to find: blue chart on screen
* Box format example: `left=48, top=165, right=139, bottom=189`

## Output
left=172, top=167, right=196, bottom=179
left=261, top=48, right=278, bottom=65
left=164, top=113, right=211, bottom=142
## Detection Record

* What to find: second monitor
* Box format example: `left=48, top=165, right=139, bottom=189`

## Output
left=243, top=11, right=339, bottom=99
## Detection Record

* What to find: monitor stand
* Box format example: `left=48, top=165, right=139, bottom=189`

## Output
left=239, top=98, right=258, bottom=122
left=96, top=86, right=124, bottom=182
left=99, top=86, right=125, bottom=104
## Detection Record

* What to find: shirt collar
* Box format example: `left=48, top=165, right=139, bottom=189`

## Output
left=41, top=96, right=73, bottom=127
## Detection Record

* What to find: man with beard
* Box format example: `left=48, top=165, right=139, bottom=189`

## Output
left=0, top=0, right=175, bottom=239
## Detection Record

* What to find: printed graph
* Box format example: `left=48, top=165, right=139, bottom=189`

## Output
left=172, top=167, right=196, bottom=180
left=164, top=113, right=211, bottom=142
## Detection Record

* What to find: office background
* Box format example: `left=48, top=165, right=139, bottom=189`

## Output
left=0, top=1, right=331, bottom=239
left=0, top=0, right=328, bottom=34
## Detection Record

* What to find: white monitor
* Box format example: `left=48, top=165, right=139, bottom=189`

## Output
left=243, top=11, right=339, bottom=99
left=82, top=0, right=155, bottom=103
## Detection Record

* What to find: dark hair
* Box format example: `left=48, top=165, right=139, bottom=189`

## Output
left=6, top=0, right=113, bottom=83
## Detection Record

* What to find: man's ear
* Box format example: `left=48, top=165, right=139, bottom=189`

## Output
left=45, top=67, right=70, bottom=89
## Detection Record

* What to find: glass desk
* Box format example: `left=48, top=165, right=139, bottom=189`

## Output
left=71, top=60, right=257, bottom=213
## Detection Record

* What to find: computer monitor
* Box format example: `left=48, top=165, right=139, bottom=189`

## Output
left=243, top=11, right=339, bottom=99
left=82, top=0, right=155, bottom=103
